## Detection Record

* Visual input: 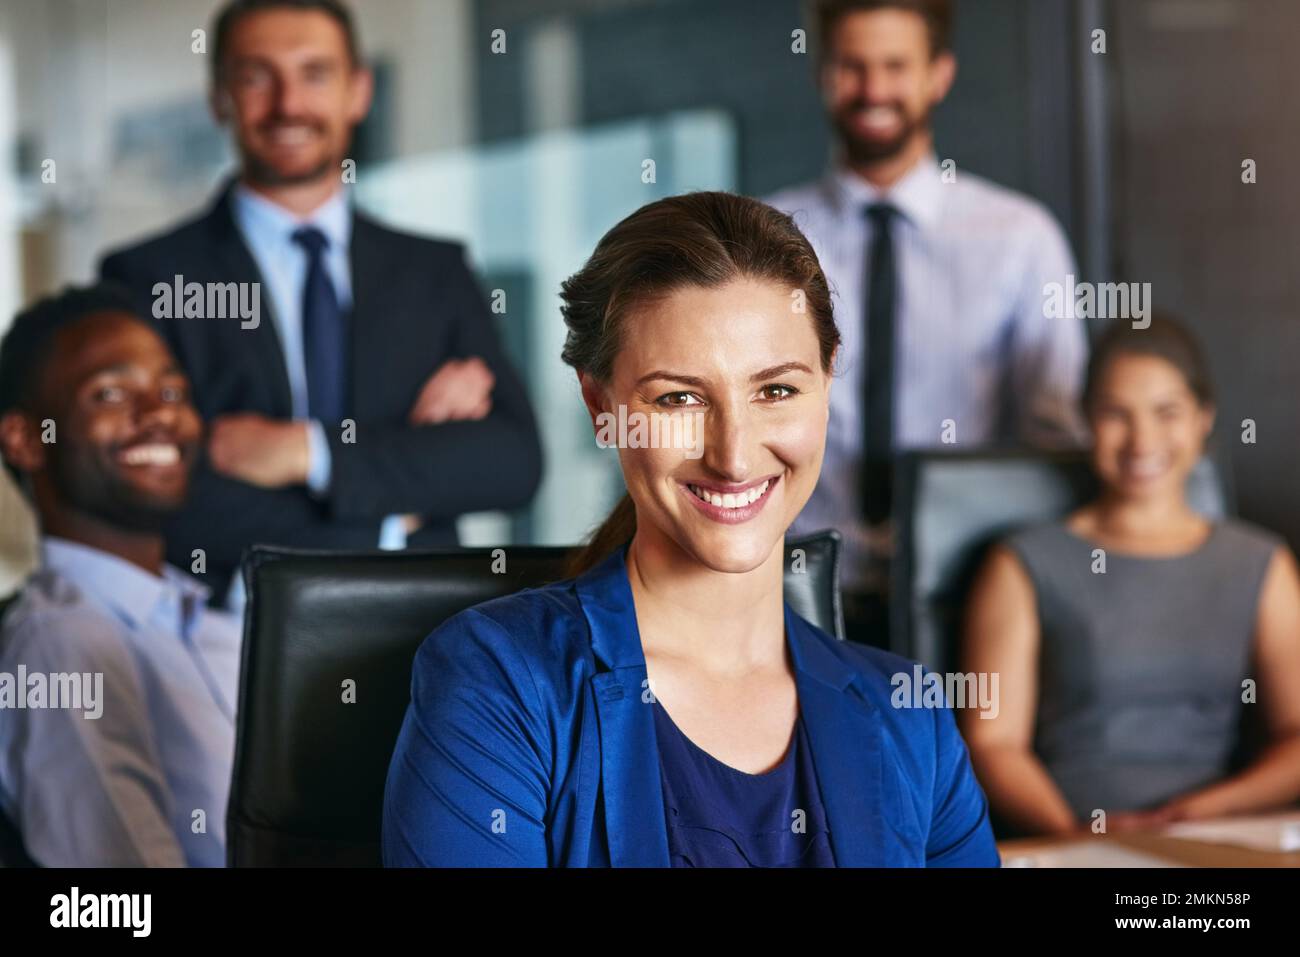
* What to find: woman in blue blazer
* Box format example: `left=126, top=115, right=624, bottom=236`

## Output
left=382, top=192, right=1000, bottom=867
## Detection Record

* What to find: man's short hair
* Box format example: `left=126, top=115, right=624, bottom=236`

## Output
left=211, top=0, right=361, bottom=84
left=812, top=0, right=954, bottom=59
left=0, top=283, right=141, bottom=418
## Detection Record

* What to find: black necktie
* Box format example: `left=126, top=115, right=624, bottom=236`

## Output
left=292, top=226, right=347, bottom=427
left=862, top=203, right=898, bottom=525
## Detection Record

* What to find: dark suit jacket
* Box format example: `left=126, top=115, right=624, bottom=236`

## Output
left=101, top=183, right=543, bottom=602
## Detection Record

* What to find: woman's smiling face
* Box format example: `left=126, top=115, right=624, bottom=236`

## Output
left=582, top=277, right=833, bottom=573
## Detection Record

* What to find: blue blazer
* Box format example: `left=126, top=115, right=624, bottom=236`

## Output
left=382, top=546, right=1000, bottom=867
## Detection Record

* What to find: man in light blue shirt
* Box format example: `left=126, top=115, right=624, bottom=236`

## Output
left=765, top=0, right=1087, bottom=639
left=0, top=286, right=240, bottom=866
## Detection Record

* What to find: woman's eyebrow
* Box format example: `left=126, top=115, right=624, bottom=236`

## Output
left=635, top=361, right=814, bottom=389
left=635, top=370, right=708, bottom=388
left=750, top=361, right=813, bottom=381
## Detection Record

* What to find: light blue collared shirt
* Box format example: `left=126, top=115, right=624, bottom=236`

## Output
left=0, top=538, right=242, bottom=866
left=765, top=155, right=1088, bottom=585
left=228, top=185, right=407, bottom=610
left=230, top=183, right=351, bottom=496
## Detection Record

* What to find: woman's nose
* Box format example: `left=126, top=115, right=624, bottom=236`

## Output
left=701, top=405, right=752, bottom=481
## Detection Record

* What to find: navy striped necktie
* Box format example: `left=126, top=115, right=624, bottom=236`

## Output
left=292, top=226, right=348, bottom=427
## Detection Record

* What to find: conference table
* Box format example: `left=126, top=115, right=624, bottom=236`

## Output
left=997, top=811, right=1300, bottom=867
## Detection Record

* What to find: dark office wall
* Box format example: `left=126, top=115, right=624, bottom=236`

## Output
left=475, top=0, right=1085, bottom=246
left=1111, top=0, right=1300, bottom=550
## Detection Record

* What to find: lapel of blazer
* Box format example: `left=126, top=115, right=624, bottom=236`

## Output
left=784, top=605, right=892, bottom=867
left=205, top=180, right=294, bottom=417
left=574, top=548, right=671, bottom=868
left=573, top=549, right=902, bottom=868
left=347, top=212, right=388, bottom=421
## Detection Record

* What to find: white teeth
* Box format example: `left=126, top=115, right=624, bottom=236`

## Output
left=858, top=107, right=899, bottom=129
left=1124, top=456, right=1169, bottom=478
left=271, top=126, right=313, bottom=144
left=121, top=444, right=179, bottom=467
left=687, top=479, right=772, bottom=510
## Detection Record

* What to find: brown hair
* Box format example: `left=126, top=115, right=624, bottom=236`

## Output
left=812, top=0, right=954, bottom=59
left=1082, top=313, right=1215, bottom=413
left=559, top=191, right=840, bottom=576
left=212, top=0, right=361, bottom=84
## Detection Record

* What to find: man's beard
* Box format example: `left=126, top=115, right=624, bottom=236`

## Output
left=832, top=101, right=931, bottom=166
left=242, top=119, right=341, bottom=187
left=50, top=447, right=183, bottom=535
left=243, top=151, right=338, bottom=188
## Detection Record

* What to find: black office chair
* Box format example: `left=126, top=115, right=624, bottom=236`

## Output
left=228, top=530, right=844, bottom=867
left=892, top=449, right=1233, bottom=675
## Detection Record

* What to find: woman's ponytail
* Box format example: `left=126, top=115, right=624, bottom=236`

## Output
left=565, top=492, right=637, bottom=577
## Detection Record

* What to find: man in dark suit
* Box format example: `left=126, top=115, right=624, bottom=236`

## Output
left=101, top=0, right=542, bottom=604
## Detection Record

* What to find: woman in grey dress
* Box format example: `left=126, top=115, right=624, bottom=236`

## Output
left=961, top=315, right=1300, bottom=837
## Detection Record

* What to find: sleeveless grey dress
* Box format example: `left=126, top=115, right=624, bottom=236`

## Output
left=1003, top=518, right=1281, bottom=819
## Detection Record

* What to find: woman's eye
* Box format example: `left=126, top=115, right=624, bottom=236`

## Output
left=161, top=385, right=185, bottom=403
left=95, top=386, right=127, bottom=404
left=759, top=384, right=798, bottom=401
left=656, top=392, right=702, bottom=408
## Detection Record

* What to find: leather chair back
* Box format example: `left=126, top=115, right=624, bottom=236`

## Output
left=891, top=450, right=1232, bottom=674
left=228, top=531, right=843, bottom=866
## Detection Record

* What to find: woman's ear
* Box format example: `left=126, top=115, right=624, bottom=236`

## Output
left=821, top=349, right=837, bottom=419
left=1200, top=402, right=1217, bottom=442
left=577, top=372, right=610, bottom=430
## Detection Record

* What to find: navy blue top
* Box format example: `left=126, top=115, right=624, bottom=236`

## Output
left=652, top=700, right=836, bottom=867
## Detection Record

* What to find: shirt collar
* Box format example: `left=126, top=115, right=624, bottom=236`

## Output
left=826, top=151, right=943, bottom=230
left=231, top=182, right=352, bottom=252
left=41, top=537, right=211, bottom=638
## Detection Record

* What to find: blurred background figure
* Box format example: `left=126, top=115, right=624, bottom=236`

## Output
left=765, top=0, right=1087, bottom=644
left=0, top=284, right=239, bottom=866
left=0, top=0, right=1297, bottom=626
left=961, top=316, right=1300, bottom=837
left=100, top=0, right=542, bottom=606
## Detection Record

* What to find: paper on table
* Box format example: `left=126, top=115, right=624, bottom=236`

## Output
left=1001, top=842, right=1184, bottom=868
left=1163, top=811, right=1300, bottom=852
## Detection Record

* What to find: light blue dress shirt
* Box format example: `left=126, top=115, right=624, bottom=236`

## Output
left=765, top=155, right=1089, bottom=585
left=230, top=184, right=351, bottom=496
left=0, top=538, right=241, bottom=866
left=225, top=186, right=407, bottom=616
